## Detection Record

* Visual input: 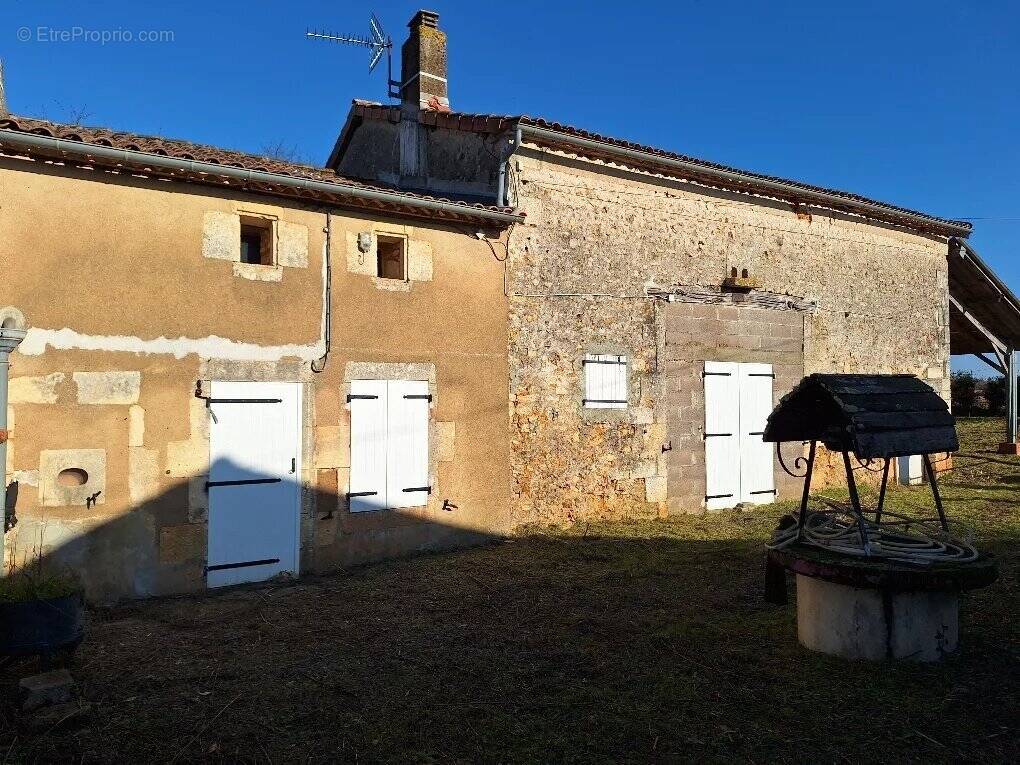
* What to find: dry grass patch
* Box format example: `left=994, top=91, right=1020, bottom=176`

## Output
left=0, top=419, right=1016, bottom=763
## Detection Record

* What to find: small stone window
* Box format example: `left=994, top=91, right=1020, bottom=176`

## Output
left=377, top=235, right=406, bottom=280
left=583, top=354, right=628, bottom=409
left=239, top=216, right=275, bottom=266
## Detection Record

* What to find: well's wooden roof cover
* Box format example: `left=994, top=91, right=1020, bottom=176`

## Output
left=763, top=374, right=957, bottom=458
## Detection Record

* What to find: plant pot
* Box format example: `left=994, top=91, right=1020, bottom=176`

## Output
left=0, top=593, right=85, bottom=658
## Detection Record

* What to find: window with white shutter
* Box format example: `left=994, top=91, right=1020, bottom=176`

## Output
left=583, top=354, right=628, bottom=409
left=348, top=380, right=431, bottom=512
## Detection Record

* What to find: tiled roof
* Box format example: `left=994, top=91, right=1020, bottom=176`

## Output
left=349, top=102, right=970, bottom=236
left=0, top=115, right=519, bottom=224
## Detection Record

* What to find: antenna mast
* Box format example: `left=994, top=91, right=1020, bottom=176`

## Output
left=306, top=13, right=400, bottom=100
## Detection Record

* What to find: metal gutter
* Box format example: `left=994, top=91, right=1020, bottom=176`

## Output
left=517, top=123, right=971, bottom=238
left=0, top=128, right=524, bottom=225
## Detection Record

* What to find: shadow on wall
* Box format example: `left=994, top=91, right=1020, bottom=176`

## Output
left=3, top=459, right=498, bottom=604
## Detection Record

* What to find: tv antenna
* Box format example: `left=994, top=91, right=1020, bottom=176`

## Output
left=306, top=13, right=400, bottom=100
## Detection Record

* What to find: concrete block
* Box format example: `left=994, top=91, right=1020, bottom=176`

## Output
left=630, top=459, right=657, bottom=480
left=128, top=448, right=159, bottom=505
left=188, top=396, right=210, bottom=442
left=232, top=262, right=282, bottom=282
left=166, top=438, right=208, bottom=479
left=187, top=476, right=208, bottom=523
left=9, top=373, right=64, bottom=404
left=407, top=239, right=434, bottom=282
left=436, top=421, right=456, bottom=462
left=316, top=467, right=338, bottom=496
left=128, top=405, right=145, bottom=447
left=73, top=371, right=140, bottom=405
left=202, top=210, right=240, bottom=261
left=159, top=523, right=206, bottom=565
left=631, top=406, right=654, bottom=425
left=39, top=449, right=106, bottom=507
left=314, top=426, right=344, bottom=469
left=278, top=221, right=309, bottom=268
left=19, top=669, right=75, bottom=712
left=645, top=475, right=667, bottom=503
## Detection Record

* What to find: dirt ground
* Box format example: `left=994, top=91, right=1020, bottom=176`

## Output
left=0, top=418, right=1017, bottom=763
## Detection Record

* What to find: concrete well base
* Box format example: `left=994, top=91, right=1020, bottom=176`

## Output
left=796, top=575, right=959, bottom=661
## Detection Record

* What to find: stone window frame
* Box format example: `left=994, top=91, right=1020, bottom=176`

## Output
left=579, top=343, right=636, bottom=424
left=234, top=210, right=282, bottom=281
left=238, top=213, right=278, bottom=267
left=345, top=223, right=433, bottom=292
left=342, top=362, right=441, bottom=512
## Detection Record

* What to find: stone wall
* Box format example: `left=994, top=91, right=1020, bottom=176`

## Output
left=507, top=145, right=950, bottom=525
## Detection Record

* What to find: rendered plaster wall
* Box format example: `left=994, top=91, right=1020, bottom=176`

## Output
left=507, top=146, right=950, bottom=525
left=0, top=160, right=510, bottom=601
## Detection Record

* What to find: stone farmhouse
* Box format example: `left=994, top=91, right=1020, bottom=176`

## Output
left=335, top=11, right=1020, bottom=524
left=2, top=11, right=1019, bottom=601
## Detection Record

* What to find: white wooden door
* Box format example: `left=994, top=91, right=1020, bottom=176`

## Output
left=704, top=361, right=740, bottom=510
left=207, top=381, right=302, bottom=588
left=349, top=380, right=431, bottom=511
left=737, top=363, right=776, bottom=504
left=348, top=379, right=389, bottom=512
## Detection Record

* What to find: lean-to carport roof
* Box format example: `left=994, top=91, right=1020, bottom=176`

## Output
left=948, top=238, right=1020, bottom=356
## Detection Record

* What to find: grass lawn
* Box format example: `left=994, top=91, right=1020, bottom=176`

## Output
left=1, top=418, right=1017, bottom=763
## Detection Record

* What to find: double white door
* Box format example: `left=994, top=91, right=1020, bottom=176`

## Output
left=704, top=362, right=776, bottom=510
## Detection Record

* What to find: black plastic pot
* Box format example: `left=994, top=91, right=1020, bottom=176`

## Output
left=0, top=593, right=85, bottom=660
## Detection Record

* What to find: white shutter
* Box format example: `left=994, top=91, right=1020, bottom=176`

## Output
left=348, top=379, right=388, bottom=512
left=898, top=455, right=923, bottom=485
left=704, top=361, right=740, bottom=510
left=584, top=354, right=628, bottom=409
left=738, top=363, right=776, bottom=504
left=386, top=380, right=431, bottom=508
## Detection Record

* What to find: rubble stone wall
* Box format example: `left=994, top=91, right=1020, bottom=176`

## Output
left=508, top=146, right=950, bottom=525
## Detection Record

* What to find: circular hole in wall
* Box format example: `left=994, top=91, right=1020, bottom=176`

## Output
left=57, top=468, right=89, bottom=488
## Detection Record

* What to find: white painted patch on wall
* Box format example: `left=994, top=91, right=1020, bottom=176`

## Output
left=19, top=328, right=324, bottom=362
left=20, top=235, right=329, bottom=363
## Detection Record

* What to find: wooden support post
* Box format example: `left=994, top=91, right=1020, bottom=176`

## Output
left=842, top=451, right=871, bottom=555
left=1008, top=349, right=1017, bottom=445
left=923, top=453, right=950, bottom=531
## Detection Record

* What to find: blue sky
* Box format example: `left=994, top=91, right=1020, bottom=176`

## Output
left=2, top=1, right=1017, bottom=375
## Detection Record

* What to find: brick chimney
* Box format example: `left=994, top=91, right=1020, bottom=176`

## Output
left=400, top=10, right=449, bottom=111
